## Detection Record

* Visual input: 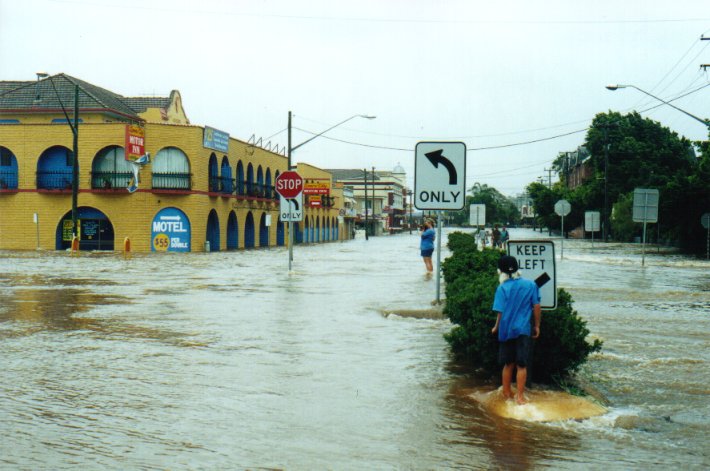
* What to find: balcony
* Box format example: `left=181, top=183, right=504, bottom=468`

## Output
left=91, top=171, right=132, bottom=190
left=37, top=170, right=73, bottom=191
left=219, top=176, right=234, bottom=195
left=152, top=172, right=192, bottom=191
left=0, top=170, right=18, bottom=192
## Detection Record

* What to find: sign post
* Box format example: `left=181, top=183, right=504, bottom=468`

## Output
left=585, top=211, right=601, bottom=248
left=507, top=240, right=557, bottom=310
left=469, top=203, right=486, bottom=227
left=554, top=199, right=571, bottom=259
left=700, top=213, right=709, bottom=260
left=633, top=188, right=659, bottom=267
left=275, top=171, right=304, bottom=272
left=414, top=141, right=467, bottom=303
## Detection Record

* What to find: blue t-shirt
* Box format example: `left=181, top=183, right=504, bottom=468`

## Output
left=492, top=277, right=541, bottom=342
left=420, top=228, right=435, bottom=250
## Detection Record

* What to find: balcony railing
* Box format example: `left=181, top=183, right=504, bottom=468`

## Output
left=37, top=170, right=73, bottom=190
left=91, top=171, right=132, bottom=190
left=0, top=170, right=18, bottom=190
left=209, top=175, right=220, bottom=192
left=152, top=172, right=192, bottom=191
left=219, top=176, right=234, bottom=194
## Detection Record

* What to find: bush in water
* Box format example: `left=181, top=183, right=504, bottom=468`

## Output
left=442, top=232, right=602, bottom=383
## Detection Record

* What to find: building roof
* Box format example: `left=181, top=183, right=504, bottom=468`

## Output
left=0, top=73, right=153, bottom=121
left=123, top=96, right=171, bottom=113
left=0, top=81, right=32, bottom=94
left=325, top=169, right=380, bottom=181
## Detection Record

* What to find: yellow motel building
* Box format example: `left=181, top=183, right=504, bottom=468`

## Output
left=0, top=74, right=346, bottom=252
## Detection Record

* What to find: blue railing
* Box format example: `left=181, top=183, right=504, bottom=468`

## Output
left=220, top=176, right=234, bottom=194
left=37, top=170, right=73, bottom=190
left=0, top=170, right=18, bottom=189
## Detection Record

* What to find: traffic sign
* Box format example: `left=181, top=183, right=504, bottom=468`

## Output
left=279, top=194, right=303, bottom=222
left=702, top=213, right=710, bottom=229
left=632, top=188, right=659, bottom=223
left=585, top=211, right=601, bottom=232
left=555, top=199, right=571, bottom=217
left=507, top=240, right=557, bottom=310
left=470, top=204, right=486, bottom=226
left=414, top=142, right=466, bottom=210
left=275, top=171, right=304, bottom=199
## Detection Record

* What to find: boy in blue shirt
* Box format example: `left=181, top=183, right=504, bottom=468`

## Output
left=491, top=255, right=541, bottom=404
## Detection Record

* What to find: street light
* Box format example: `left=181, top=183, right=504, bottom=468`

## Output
left=606, top=84, right=710, bottom=127
left=286, top=112, right=375, bottom=267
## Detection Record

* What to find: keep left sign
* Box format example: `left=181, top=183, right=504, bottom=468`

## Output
left=507, top=240, right=557, bottom=310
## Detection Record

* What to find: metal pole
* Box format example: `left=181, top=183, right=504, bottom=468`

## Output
left=707, top=225, right=709, bottom=260
left=71, top=84, right=79, bottom=238
left=435, top=210, right=443, bottom=303
left=364, top=168, right=369, bottom=240
left=561, top=214, right=564, bottom=259
left=408, top=191, right=412, bottom=234
left=603, top=126, right=608, bottom=243
left=642, top=221, right=647, bottom=267
left=35, top=213, right=40, bottom=249
left=287, top=111, right=293, bottom=270
left=372, top=167, right=376, bottom=236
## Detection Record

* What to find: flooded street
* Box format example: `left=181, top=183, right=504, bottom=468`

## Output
left=1, top=228, right=709, bottom=469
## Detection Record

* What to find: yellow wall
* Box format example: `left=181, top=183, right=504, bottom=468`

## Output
left=0, top=121, right=345, bottom=251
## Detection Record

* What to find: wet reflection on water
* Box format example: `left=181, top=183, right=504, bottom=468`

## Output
left=1, top=229, right=709, bottom=469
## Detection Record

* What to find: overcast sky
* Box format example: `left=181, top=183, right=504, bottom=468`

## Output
left=1, top=0, right=709, bottom=195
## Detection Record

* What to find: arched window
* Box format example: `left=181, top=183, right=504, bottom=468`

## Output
left=244, top=212, right=255, bottom=248
left=227, top=211, right=239, bottom=249
left=152, top=147, right=191, bottom=190
left=37, top=145, right=73, bottom=190
left=91, top=146, right=132, bottom=189
left=246, top=163, right=255, bottom=196
left=256, top=165, right=264, bottom=198
left=265, top=168, right=273, bottom=199
left=220, top=156, right=233, bottom=194
left=259, top=213, right=269, bottom=247
left=208, top=153, right=219, bottom=192
left=236, top=160, right=245, bottom=196
left=0, top=146, right=19, bottom=190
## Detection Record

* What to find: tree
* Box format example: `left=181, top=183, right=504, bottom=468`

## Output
left=446, top=183, right=521, bottom=226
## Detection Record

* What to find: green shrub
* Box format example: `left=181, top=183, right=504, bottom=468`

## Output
left=442, top=232, right=602, bottom=383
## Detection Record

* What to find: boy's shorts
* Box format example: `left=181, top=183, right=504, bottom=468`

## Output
left=499, top=335, right=532, bottom=367
left=421, top=248, right=434, bottom=257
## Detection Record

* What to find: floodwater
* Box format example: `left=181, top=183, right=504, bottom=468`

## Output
left=0, top=228, right=708, bottom=470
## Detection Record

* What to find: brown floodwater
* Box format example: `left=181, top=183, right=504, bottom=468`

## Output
left=0, top=228, right=708, bottom=469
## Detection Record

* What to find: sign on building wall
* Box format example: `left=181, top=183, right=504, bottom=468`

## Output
left=125, top=125, right=145, bottom=161
left=203, top=126, right=229, bottom=153
left=303, top=182, right=330, bottom=195
left=151, top=207, right=191, bottom=252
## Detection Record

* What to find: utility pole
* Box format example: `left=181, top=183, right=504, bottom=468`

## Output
left=363, top=168, right=369, bottom=240
left=371, top=167, right=376, bottom=237
left=603, top=125, right=610, bottom=242
left=543, top=167, right=553, bottom=189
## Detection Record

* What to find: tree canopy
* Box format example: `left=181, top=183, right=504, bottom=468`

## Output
left=526, top=111, right=709, bottom=253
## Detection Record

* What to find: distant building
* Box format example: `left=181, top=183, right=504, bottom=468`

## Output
left=326, top=165, right=408, bottom=235
left=561, top=146, right=593, bottom=189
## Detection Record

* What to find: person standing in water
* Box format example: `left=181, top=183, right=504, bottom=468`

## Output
left=491, top=255, right=541, bottom=404
left=420, top=220, right=435, bottom=274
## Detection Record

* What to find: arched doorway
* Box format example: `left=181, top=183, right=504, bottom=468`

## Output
left=206, top=210, right=220, bottom=251
left=259, top=213, right=269, bottom=247
left=55, top=207, right=114, bottom=251
left=276, top=220, right=285, bottom=246
left=244, top=212, right=255, bottom=248
left=227, top=211, right=239, bottom=250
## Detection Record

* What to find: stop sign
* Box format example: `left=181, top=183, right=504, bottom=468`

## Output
left=275, top=171, right=304, bottom=198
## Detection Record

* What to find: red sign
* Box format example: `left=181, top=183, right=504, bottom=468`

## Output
left=125, top=125, right=145, bottom=161
left=275, top=171, right=304, bottom=198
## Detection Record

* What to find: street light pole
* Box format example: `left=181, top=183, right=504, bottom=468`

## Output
left=287, top=112, right=376, bottom=257
left=606, top=84, right=710, bottom=128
